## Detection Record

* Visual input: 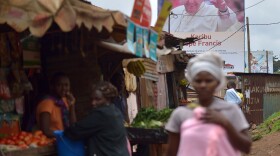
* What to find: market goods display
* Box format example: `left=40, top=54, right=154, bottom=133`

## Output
left=179, top=99, right=189, bottom=105
left=0, top=70, right=11, bottom=100
left=0, top=34, right=12, bottom=68
left=131, top=108, right=173, bottom=129
left=0, top=131, right=55, bottom=151
left=179, top=79, right=188, bottom=86
left=124, top=69, right=137, bottom=92
left=0, top=100, right=15, bottom=113
left=0, top=144, right=21, bottom=153
left=179, top=99, right=193, bottom=105
left=127, top=60, right=146, bottom=77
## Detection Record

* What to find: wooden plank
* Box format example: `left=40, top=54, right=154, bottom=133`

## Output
left=4, top=145, right=56, bottom=156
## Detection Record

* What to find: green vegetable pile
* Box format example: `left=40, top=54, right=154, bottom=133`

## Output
left=131, top=108, right=173, bottom=129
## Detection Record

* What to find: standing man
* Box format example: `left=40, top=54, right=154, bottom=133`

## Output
left=224, top=81, right=242, bottom=106
left=110, top=73, right=130, bottom=123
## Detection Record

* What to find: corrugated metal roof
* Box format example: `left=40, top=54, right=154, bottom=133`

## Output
left=233, top=72, right=280, bottom=76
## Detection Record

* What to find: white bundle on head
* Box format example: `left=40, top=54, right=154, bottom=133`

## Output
left=186, top=52, right=226, bottom=91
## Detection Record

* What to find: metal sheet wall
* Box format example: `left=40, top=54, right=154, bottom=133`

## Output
left=263, top=94, right=280, bottom=120
left=242, top=75, right=265, bottom=125
left=263, top=76, right=280, bottom=120
left=238, top=74, right=280, bottom=124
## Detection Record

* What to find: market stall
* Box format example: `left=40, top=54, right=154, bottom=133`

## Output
left=0, top=0, right=133, bottom=155
left=158, top=33, right=197, bottom=107
left=117, top=30, right=199, bottom=155
left=0, top=0, right=199, bottom=155
left=0, top=31, right=57, bottom=155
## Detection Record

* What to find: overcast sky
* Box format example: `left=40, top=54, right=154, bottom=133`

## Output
left=90, top=0, right=280, bottom=55
left=245, top=0, right=280, bottom=56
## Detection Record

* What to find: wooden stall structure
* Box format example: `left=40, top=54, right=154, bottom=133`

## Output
left=0, top=0, right=135, bottom=155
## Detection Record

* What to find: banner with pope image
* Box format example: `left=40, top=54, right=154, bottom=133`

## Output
left=244, top=51, right=274, bottom=74
left=163, top=0, right=245, bottom=73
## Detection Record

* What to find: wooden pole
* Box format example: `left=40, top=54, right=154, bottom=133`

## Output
left=266, top=51, right=269, bottom=73
left=168, top=12, right=172, bottom=33
left=246, top=17, right=251, bottom=73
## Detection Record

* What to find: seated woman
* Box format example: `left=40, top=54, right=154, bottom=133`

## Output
left=64, top=81, right=130, bottom=156
left=165, top=52, right=252, bottom=156
left=36, top=72, right=76, bottom=138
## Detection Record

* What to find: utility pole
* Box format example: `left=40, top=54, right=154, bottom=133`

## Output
left=168, top=14, right=170, bottom=33
left=266, top=51, right=269, bottom=73
left=168, top=12, right=173, bottom=33
left=246, top=17, right=251, bottom=73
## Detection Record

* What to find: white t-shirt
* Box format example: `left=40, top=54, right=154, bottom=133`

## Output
left=224, top=88, right=242, bottom=105
left=165, top=98, right=249, bottom=133
left=163, top=2, right=237, bottom=32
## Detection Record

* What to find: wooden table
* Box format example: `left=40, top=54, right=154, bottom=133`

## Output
left=127, top=128, right=168, bottom=156
left=3, top=145, right=56, bottom=156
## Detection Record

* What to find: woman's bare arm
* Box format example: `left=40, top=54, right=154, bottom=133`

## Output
left=66, top=92, right=77, bottom=124
left=39, top=112, right=55, bottom=138
left=223, top=122, right=252, bottom=154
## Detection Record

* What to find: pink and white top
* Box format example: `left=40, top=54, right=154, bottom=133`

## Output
left=177, top=107, right=240, bottom=156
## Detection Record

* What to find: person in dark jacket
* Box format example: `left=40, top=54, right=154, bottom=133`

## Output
left=64, top=81, right=130, bottom=156
left=110, top=73, right=130, bottom=123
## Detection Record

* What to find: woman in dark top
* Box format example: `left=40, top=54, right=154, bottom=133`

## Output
left=64, top=81, right=130, bottom=156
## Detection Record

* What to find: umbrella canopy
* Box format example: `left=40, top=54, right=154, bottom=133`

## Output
left=0, top=0, right=127, bottom=37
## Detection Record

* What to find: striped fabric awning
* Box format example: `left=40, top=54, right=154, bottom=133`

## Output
left=0, top=0, right=127, bottom=37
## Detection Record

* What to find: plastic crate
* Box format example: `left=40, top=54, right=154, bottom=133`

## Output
left=126, top=127, right=168, bottom=144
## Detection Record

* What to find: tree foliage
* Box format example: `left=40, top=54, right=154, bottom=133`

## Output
left=273, top=56, right=280, bottom=73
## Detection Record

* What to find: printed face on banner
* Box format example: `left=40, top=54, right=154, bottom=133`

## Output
left=169, top=0, right=245, bottom=23
left=163, top=0, right=245, bottom=73
left=184, top=0, right=204, bottom=14
left=164, top=0, right=245, bottom=32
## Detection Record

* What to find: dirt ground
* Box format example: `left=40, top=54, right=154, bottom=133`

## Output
left=244, top=132, right=280, bottom=156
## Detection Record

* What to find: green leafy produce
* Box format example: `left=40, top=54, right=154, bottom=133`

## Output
left=131, top=107, right=173, bottom=129
left=148, top=120, right=164, bottom=128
